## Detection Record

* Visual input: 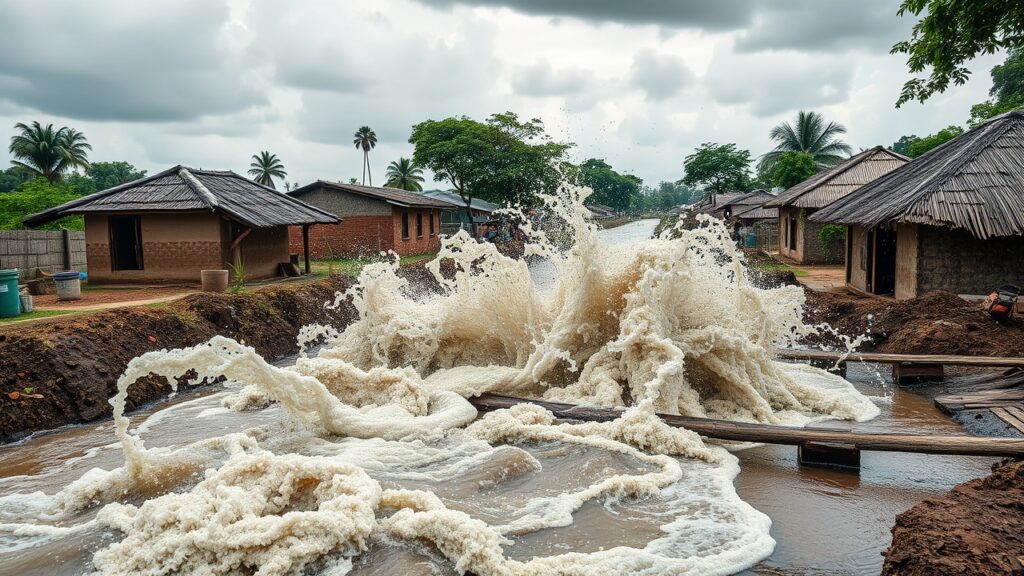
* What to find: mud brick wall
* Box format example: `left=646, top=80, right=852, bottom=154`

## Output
left=916, top=226, right=1024, bottom=295
left=0, top=230, right=87, bottom=280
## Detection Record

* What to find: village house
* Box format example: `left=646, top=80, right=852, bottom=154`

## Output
left=765, top=146, right=909, bottom=264
left=711, top=190, right=775, bottom=221
left=23, top=166, right=338, bottom=283
left=287, top=181, right=453, bottom=258
left=812, top=111, right=1024, bottom=299
left=421, top=189, right=497, bottom=235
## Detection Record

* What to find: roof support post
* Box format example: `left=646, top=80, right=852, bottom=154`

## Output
left=230, top=226, right=252, bottom=266
left=302, top=224, right=311, bottom=274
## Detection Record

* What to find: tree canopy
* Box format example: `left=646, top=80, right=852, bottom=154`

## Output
left=769, top=151, right=817, bottom=188
left=8, top=122, right=91, bottom=182
left=679, top=143, right=753, bottom=199
left=573, top=158, right=642, bottom=211
left=384, top=157, right=425, bottom=191
left=969, top=47, right=1024, bottom=125
left=632, top=181, right=698, bottom=212
left=0, top=178, right=83, bottom=230
left=759, top=111, right=851, bottom=172
left=87, top=161, right=147, bottom=191
left=893, top=0, right=1024, bottom=106
left=907, top=125, right=964, bottom=157
left=248, top=151, right=287, bottom=189
left=410, top=112, right=571, bottom=212
left=353, top=126, right=377, bottom=186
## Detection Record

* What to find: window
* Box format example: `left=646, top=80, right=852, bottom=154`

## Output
left=429, top=211, right=435, bottom=236
left=401, top=212, right=410, bottom=239
left=416, top=212, right=423, bottom=237
left=109, top=215, right=144, bottom=270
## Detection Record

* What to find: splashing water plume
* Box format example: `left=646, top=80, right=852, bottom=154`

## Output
left=1, top=185, right=879, bottom=575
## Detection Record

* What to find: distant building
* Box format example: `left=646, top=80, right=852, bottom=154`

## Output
left=813, top=112, right=1024, bottom=298
left=766, top=146, right=909, bottom=264
left=287, top=181, right=453, bottom=258
left=23, top=166, right=337, bottom=283
left=585, top=204, right=617, bottom=219
left=421, top=189, right=497, bottom=235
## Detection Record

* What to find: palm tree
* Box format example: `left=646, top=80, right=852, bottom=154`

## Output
left=384, top=157, right=425, bottom=191
left=353, top=126, right=377, bottom=186
left=758, top=111, right=852, bottom=172
left=247, top=151, right=287, bottom=189
left=8, top=121, right=92, bottom=182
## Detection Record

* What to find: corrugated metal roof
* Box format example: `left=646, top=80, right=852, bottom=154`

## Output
left=812, top=111, right=1024, bottom=239
left=765, top=146, right=910, bottom=209
left=422, top=189, right=498, bottom=212
left=23, top=166, right=340, bottom=228
left=291, top=181, right=455, bottom=209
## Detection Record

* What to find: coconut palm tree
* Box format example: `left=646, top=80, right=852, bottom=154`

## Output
left=384, top=157, right=425, bottom=191
left=247, top=151, right=287, bottom=189
left=353, top=126, right=377, bottom=186
left=8, top=121, right=92, bottom=182
left=758, top=111, right=852, bottom=172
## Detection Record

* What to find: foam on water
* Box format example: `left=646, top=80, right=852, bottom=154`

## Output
left=0, top=185, right=879, bottom=575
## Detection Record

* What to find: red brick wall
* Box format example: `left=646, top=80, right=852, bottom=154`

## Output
left=289, top=215, right=395, bottom=259
left=391, top=209, right=441, bottom=255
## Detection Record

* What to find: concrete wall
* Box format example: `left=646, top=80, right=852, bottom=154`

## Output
left=0, top=230, right=87, bottom=280
left=914, top=226, right=1024, bottom=296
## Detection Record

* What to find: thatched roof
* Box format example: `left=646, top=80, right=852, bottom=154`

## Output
left=733, top=203, right=778, bottom=220
left=24, top=166, right=339, bottom=229
left=812, top=111, right=1024, bottom=239
left=290, top=181, right=454, bottom=210
left=765, top=146, right=909, bottom=209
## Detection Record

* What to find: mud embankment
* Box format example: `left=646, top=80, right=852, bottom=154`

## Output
left=0, top=277, right=357, bottom=443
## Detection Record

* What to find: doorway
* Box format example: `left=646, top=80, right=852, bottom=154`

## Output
left=109, top=215, right=143, bottom=271
left=872, top=227, right=897, bottom=295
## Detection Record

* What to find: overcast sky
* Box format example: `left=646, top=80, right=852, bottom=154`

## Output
left=0, top=0, right=1003, bottom=189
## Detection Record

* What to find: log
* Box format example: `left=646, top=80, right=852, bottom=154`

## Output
left=777, top=349, right=1024, bottom=368
left=470, top=393, right=1024, bottom=457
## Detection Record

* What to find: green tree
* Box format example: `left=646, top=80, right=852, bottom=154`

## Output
left=759, top=111, right=852, bottom=172
left=679, top=142, right=753, bottom=200
left=384, top=157, right=425, bottom=191
left=247, top=151, right=287, bottom=189
left=891, top=135, right=920, bottom=155
left=0, top=167, right=32, bottom=193
left=353, top=126, right=377, bottom=186
left=410, top=112, right=571, bottom=225
left=8, top=121, right=92, bottom=182
left=87, top=161, right=147, bottom=191
left=574, top=158, right=642, bottom=211
left=0, top=178, right=83, bottom=230
left=893, top=0, right=1024, bottom=106
left=906, top=125, right=964, bottom=157
left=969, top=47, right=1024, bottom=125
left=769, top=151, right=817, bottom=188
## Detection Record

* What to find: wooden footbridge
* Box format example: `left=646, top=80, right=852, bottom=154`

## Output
left=470, top=350, right=1024, bottom=469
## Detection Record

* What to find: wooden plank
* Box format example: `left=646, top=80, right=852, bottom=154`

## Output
left=777, top=349, right=1024, bottom=368
left=470, top=393, right=1024, bottom=457
left=991, top=407, right=1024, bottom=435
left=1005, top=406, right=1024, bottom=428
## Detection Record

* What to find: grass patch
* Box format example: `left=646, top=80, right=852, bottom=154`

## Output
left=313, top=252, right=438, bottom=278
left=752, top=262, right=809, bottom=277
left=0, top=309, right=75, bottom=324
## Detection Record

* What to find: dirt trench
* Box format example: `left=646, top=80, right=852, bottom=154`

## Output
left=0, top=277, right=357, bottom=443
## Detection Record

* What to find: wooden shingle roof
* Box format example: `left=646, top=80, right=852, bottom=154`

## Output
left=812, top=111, right=1024, bottom=239
left=765, top=146, right=910, bottom=209
left=23, top=166, right=339, bottom=229
left=290, top=181, right=455, bottom=210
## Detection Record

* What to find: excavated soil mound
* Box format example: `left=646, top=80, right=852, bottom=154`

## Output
left=0, top=277, right=357, bottom=443
left=882, top=458, right=1024, bottom=576
left=803, top=289, right=1024, bottom=356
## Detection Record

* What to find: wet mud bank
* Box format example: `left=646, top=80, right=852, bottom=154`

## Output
left=0, top=277, right=357, bottom=443
left=882, top=458, right=1024, bottom=576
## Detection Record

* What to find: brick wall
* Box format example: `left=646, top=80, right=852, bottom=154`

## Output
left=0, top=230, right=86, bottom=280
left=289, top=215, right=395, bottom=258
left=916, top=226, right=1024, bottom=295
left=391, top=209, right=441, bottom=255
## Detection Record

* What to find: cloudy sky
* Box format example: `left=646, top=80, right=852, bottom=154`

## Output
left=0, top=0, right=1003, bottom=188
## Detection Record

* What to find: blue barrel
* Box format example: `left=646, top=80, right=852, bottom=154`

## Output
left=0, top=269, right=20, bottom=318
left=53, top=270, right=82, bottom=301
left=745, top=233, right=757, bottom=247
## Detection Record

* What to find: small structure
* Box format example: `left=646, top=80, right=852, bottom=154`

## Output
left=422, top=189, right=497, bottom=235
left=585, top=204, right=617, bottom=219
left=812, top=111, right=1024, bottom=298
left=287, top=181, right=453, bottom=258
left=765, top=146, right=909, bottom=264
left=23, top=166, right=338, bottom=283
left=692, top=191, right=747, bottom=217
left=713, top=190, right=775, bottom=221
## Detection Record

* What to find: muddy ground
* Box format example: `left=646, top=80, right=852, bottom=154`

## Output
left=0, top=276, right=357, bottom=443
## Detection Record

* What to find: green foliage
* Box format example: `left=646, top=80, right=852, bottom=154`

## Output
left=769, top=151, right=817, bottom=189
left=906, top=125, right=964, bottom=157
left=0, top=167, right=32, bottom=193
left=818, top=223, right=847, bottom=262
left=8, top=121, right=91, bottom=182
left=893, top=0, right=1024, bottom=106
left=679, top=142, right=753, bottom=199
left=759, top=111, right=851, bottom=172
left=384, top=157, right=425, bottom=191
left=248, top=151, right=287, bottom=189
left=87, top=161, right=146, bottom=191
left=227, top=256, right=246, bottom=294
left=891, top=135, right=919, bottom=155
left=0, top=178, right=83, bottom=230
left=410, top=112, right=571, bottom=211
left=632, top=181, right=698, bottom=212
left=573, top=158, right=642, bottom=211
left=969, top=47, right=1024, bottom=125
left=353, top=126, right=378, bottom=186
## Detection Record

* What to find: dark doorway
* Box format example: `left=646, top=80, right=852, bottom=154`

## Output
left=109, top=215, right=143, bottom=271
left=845, top=227, right=853, bottom=284
left=789, top=216, right=798, bottom=251
left=873, top=227, right=897, bottom=295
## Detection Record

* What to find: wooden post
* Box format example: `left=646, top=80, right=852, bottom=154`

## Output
left=799, top=441, right=861, bottom=470
left=61, top=229, right=72, bottom=271
left=229, top=226, right=252, bottom=267
left=302, top=224, right=311, bottom=274
left=893, top=362, right=944, bottom=384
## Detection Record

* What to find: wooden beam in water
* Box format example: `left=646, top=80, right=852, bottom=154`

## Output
left=777, top=349, right=1024, bottom=368
left=470, top=393, right=1024, bottom=457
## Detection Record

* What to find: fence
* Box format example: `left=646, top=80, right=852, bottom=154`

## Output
left=0, top=230, right=87, bottom=280
left=753, top=221, right=779, bottom=253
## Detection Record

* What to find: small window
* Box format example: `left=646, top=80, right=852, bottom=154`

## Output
left=109, top=215, right=144, bottom=270
left=416, top=212, right=423, bottom=237
left=401, top=212, right=410, bottom=239
left=429, top=211, right=435, bottom=236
